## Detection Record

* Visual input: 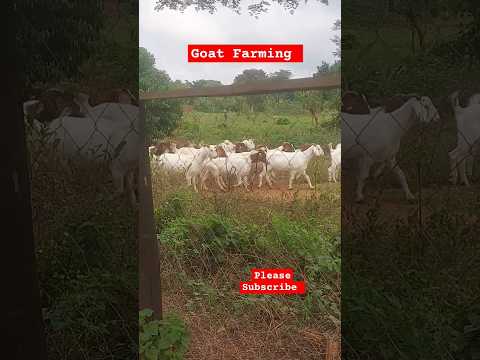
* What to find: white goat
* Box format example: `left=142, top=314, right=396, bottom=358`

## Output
left=255, top=144, right=290, bottom=188
left=328, top=143, right=341, bottom=183
left=263, top=145, right=324, bottom=189
left=241, top=138, right=255, bottom=151
left=185, top=146, right=218, bottom=192
left=177, top=144, right=214, bottom=156
left=200, top=149, right=266, bottom=191
left=24, top=99, right=140, bottom=205
left=342, top=96, right=439, bottom=202
left=219, top=140, right=236, bottom=154
left=156, top=153, right=195, bottom=174
left=448, top=91, right=480, bottom=186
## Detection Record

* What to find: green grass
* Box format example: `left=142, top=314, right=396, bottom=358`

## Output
left=168, top=111, right=339, bottom=148
left=342, top=205, right=480, bottom=360
left=152, top=107, right=341, bottom=358
left=30, top=145, right=138, bottom=359
left=153, top=185, right=341, bottom=339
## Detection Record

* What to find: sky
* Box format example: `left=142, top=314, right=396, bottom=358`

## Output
left=139, top=0, right=340, bottom=84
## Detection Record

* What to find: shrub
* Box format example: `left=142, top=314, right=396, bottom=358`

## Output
left=139, top=309, right=189, bottom=360
left=275, top=117, right=290, bottom=125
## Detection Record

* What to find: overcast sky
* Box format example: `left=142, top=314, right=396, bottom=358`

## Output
left=139, top=0, right=340, bottom=84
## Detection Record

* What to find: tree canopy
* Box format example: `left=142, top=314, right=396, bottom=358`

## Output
left=154, top=0, right=328, bottom=16
left=15, top=0, right=104, bottom=87
left=139, top=47, right=183, bottom=138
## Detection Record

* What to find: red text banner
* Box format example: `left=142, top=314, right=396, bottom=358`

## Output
left=188, top=44, right=303, bottom=63
left=240, top=268, right=306, bottom=295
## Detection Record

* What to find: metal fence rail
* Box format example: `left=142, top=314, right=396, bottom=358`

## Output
left=140, top=74, right=340, bottom=100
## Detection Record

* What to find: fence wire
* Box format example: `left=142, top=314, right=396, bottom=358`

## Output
left=17, top=2, right=142, bottom=358
left=341, top=15, right=480, bottom=235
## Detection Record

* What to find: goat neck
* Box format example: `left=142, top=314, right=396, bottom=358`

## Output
left=389, top=97, right=424, bottom=130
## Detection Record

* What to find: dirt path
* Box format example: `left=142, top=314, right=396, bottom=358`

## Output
left=342, top=185, right=480, bottom=225
left=163, top=292, right=336, bottom=360
left=200, top=182, right=340, bottom=203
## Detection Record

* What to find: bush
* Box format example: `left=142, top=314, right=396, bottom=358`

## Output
left=30, top=137, right=138, bottom=359
left=275, top=116, right=290, bottom=125
left=139, top=309, right=189, bottom=360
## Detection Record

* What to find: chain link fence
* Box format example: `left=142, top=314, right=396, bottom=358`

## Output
left=23, top=89, right=141, bottom=359
left=18, top=2, right=141, bottom=358
left=341, top=6, right=480, bottom=359
left=341, top=11, right=480, bottom=223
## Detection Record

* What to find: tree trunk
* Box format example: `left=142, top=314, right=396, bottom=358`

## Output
left=309, top=108, right=319, bottom=127
left=406, top=7, right=426, bottom=51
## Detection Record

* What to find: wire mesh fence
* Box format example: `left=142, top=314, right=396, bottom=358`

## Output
left=341, top=90, right=480, bottom=233
left=24, top=91, right=140, bottom=202
left=341, top=7, right=480, bottom=358
left=23, top=88, right=141, bottom=358
left=341, top=9, right=480, bottom=222
left=16, top=1, right=141, bottom=358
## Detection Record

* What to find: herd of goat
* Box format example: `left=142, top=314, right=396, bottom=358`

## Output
left=341, top=90, right=479, bottom=202
left=149, top=139, right=340, bottom=192
left=20, top=86, right=479, bottom=206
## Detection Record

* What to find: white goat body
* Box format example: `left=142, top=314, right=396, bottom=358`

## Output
left=156, top=153, right=195, bottom=174
left=185, top=146, right=218, bottom=192
left=264, top=145, right=324, bottom=189
left=26, top=101, right=140, bottom=204
left=328, top=143, right=341, bottom=183
left=201, top=150, right=264, bottom=191
left=342, top=96, right=439, bottom=201
left=449, top=97, right=480, bottom=186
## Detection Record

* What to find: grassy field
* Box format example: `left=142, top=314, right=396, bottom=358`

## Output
left=151, top=109, right=341, bottom=359
left=169, top=111, right=339, bottom=148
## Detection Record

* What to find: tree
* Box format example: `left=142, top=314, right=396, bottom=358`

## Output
left=332, top=19, right=341, bottom=58
left=233, top=69, right=268, bottom=112
left=299, top=61, right=340, bottom=127
left=139, top=47, right=183, bottom=138
left=385, top=0, right=479, bottom=55
left=189, top=79, right=223, bottom=88
left=154, top=0, right=329, bottom=16
left=14, top=0, right=104, bottom=90
left=268, top=70, right=294, bottom=104
left=79, top=0, right=139, bottom=92
left=268, top=70, right=292, bottom=81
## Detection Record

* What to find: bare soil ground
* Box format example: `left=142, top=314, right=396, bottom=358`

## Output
left=342, top=182, right=480, bottom=225
left=200, top=182, right=340, bottom=203
left=163, top=291, right=336, bottom=360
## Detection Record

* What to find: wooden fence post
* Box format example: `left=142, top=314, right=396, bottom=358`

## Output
left=138, top=100, right=163, bottom=319
left=5, top=36, right=48, bottom=357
